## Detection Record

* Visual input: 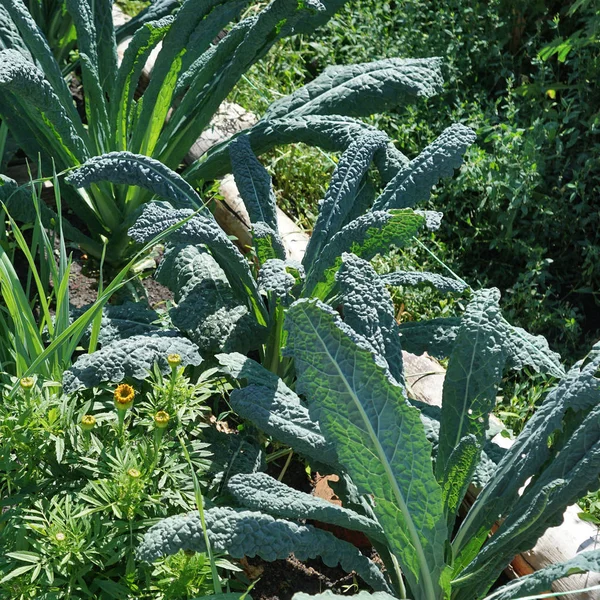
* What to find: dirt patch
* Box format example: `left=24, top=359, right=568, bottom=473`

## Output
left=68, top=251, right=172, bottom=309
left=244, top=555, right=359, bottom=600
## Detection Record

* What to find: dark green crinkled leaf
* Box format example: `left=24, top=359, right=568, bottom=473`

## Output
left=129, top=202, right=267, bottom=325
left=398, top=318, right=459, bottom=359
left=157, top=243, right=263, bottom=354
left=452, top=342, right=600, bottom=578
left=65, top=152, right=204, bottom=211
left=435, top=290, right=506, bottom=508
left=337, top=253, right=403, bottom=383
left=252, top=221, right=286, bottom=264
left=0, top=0, right=83, bottom=129
left=137, top=506, right=391, bottom=593
left=92, top=0, right=118, bottom=96
left=439, top=434, right=480, bottom=530
left=230, top=135, right=278, bottom=232
left=0, top=5, right=30, bottom=57
left=285, top=299, right=449, bottom=600
left=0, top=49, right=89, bottom=166
left=229, top=384, right=338, bottom=468
left=184, top=114, right=408, bottom=186
left=227, top=473, right=385, bottom=543
left=485, top=549, right=600, bottom=600
left=73, top=301, right=161, bottom=347
left=398, top=311, right=563, bottom=380
left=204, top=428, right=264, bottom=492
left=115, top=0, right=180, bottom=43
left=62, top=332, right=202, bottom=392
left=380, top=270, right=467, bottom=294
left=258, top=258, right=305, bottom=304
left=373, top=124, right=477, bottom=211
left=501, top=320, right=564, bottom=378
left=265, top=58, right=443, bottom=120
left=304, top=209, right=425, bottom=299
left=303, top=131, right=389, bottom=268
left=216, top=351, right=279, bottom=388
left=216, top=352, right=338, bottom=467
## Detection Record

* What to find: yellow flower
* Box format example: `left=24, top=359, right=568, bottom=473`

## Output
left=114, top=384, right=135, bottom=411
left=80, top=415, right=96, bottom=431
left=167, top=353, right=181, bottom=369
left=154, top=411, right=170, bottom=429
left=127, top=468, right=141, bottom=479
left=20, top=377, right=35, bottom=390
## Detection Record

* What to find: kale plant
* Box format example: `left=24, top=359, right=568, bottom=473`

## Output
left=60, top=122, right=475, bottom=390
left=0, top=0, right=443, bottom=266
left=137, top=265, right=600, bottom=600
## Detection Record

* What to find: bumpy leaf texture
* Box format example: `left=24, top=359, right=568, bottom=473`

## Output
left=452, top=342, right=600, bottom=594
left=115, top=0, right=180, bottom=43
left=0, top=0, right=81, bottom=127
left=258, top=258, right=305, bottom=304
left=227, top=473, right=385, bottom=543
left=455, top=401, right=600, bottom=600
left=0, top=48, right=89, bottom=165
left=229, top=135, right=279, bottom=232
left=65, top=152, right=204, bottom=210
left=336, top=253, right=404, bottom=384
left=435, top=290, right=507, bottom=491
left=264, top=58, right=444, bottom=120
left=398, top=317, right=461, bottom=359
left=73, top=301, right=161, bottom=347
left=303, top=131, right=389, bottom=268
left=380, top=270, right=468, bottom=294
left=217, top=353, right=338, bottom=467
left=285, top=299, right=449, bottom=600
left=129, top=202, right=267, bottom=325
left=0, top=5, right=30, bottom=57
left=373, top=123, right=477, bottom=211
left=157, top=244, right=263, bottom=354
left=304, top=209, right=425, bottom=299
left=62, top=332, right=202, bottom=392
left=185, top=114, right=408, bottom=185
left=137, top=506, right=392, bottom=593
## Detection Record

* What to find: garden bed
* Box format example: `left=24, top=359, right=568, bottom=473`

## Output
left=1, top=1, right=599, bottom=598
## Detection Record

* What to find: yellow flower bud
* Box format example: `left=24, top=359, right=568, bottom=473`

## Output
left=20, top=377, right=35, bottom=390
left=114, top=384, right=135, bottom=411
left=80, top=414, right=96, bottom=431
left=55, top=532, right=66, bottom=542
left=127, top=468, right=141, bottom=479
left=167, top=353, right=181, bottom=369
left=154, top=410, right=170, bottom=429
